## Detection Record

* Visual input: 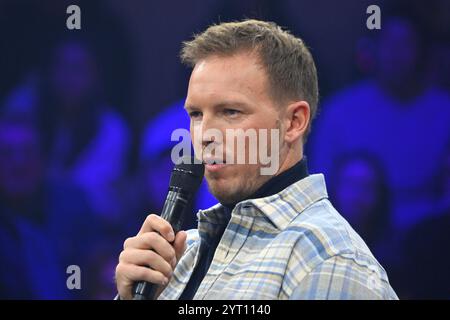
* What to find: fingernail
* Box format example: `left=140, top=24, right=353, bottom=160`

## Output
left=162, top=277, right=169, bottom=285
left=168, top=231, right=175, bottom=240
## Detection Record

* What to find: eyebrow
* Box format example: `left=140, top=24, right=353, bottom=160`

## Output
left=184, top=100, right=250, bottom=111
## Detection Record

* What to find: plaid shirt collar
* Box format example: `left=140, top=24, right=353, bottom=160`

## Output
left=197, top=173, right=329, bottom=232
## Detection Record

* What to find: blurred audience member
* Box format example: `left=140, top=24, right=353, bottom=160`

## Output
left=310, top=16, right=450, bottom=232
left=328, top=152, right=403, bottom=290
left=36, top=38, right=130, bottom=223
left=330, top=152, right=391, bottom=249
left=0, top=115, right=98, bottom=299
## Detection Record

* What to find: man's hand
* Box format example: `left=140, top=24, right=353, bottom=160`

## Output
left=115, top=214, right=187, bottom=300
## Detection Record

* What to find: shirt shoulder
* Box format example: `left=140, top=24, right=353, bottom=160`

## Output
left=288, top=198, right=372, bottom=257
left=282, top=199, right=397, bottom=299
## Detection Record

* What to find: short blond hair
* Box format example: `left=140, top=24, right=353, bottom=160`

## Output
left=180, top=19, right=319, bottom=141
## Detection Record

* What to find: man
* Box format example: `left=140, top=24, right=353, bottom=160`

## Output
left=115, top=19, right=398, bottom=300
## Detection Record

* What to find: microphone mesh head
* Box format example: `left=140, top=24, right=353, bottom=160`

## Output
left=169, top=156, right=205, bottom=193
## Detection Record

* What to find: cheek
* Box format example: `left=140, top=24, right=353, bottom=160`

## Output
left=190, top=125, right=203, bottom=157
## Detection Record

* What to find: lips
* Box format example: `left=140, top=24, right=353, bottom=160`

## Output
left=202, top=156, right=227, bottom=172
left=203, top=157, right=225, bottom=165
left=204, top=163, right=227, bottom=172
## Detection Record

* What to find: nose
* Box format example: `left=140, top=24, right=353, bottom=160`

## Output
left=202, top=131, right=215, bottom=149
left=197, top=113, right=221, bottom=149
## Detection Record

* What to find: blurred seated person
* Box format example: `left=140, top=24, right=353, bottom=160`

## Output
left=329, top=152, right=391, bottom=251
left=0, top=115, right=99, bottom=299
left=35, top=37, right=130, bottom=222
left=310, top=16, right=450, bottom=232
left=328, top=152, right=404, bottom=291
left=330, top=150, right=407, bottom=297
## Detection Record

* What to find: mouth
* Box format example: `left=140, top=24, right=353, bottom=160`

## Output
left=203, top=157, right=227, bottom=172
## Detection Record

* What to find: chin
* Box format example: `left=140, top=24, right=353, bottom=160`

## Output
left=207, top=180, right=238, bottom=204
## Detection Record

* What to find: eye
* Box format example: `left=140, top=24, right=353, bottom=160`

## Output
left=188, top=111, right=202, bottom=119
left=223, top=109, right=241, bottom=117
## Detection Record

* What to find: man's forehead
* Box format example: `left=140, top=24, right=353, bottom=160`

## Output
left=186, top=53, right=269, bottom=106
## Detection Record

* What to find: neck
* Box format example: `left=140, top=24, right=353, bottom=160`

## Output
left=223, top=155, right=308, bottom=210
left=277, top=144, right=302, bottom=175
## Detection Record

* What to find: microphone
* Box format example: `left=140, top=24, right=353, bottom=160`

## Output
left=132, top=156, right=205, bottom=300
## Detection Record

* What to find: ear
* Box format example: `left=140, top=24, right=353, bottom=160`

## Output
left=283, top=101, right=310, bottom=144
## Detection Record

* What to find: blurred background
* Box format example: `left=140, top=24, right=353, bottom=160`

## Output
left=0, top=0, right=449, bottom=299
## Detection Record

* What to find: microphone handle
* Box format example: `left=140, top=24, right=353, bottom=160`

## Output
left=161, top=188, right=190, bottom=233
left=132, top=188, right=190, bottom=300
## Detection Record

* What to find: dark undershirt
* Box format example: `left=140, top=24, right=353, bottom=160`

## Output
left=179, top=158, right=309, bottom=300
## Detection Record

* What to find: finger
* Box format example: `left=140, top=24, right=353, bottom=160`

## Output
left=138, top=214, right=175, bottom=242
left=119, top=248, right=173, bottom=279
left=124, top=232, right=176, bottom=263
left=173, top=230, right=187, bottom=262
left=116, top=263, right=168, bottom=291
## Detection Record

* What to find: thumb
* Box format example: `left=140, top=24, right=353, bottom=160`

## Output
left=173, top=230, right=187, bottom=262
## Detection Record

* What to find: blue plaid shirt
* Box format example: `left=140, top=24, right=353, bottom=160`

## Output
left=158, top=173, right=398, bottom=300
